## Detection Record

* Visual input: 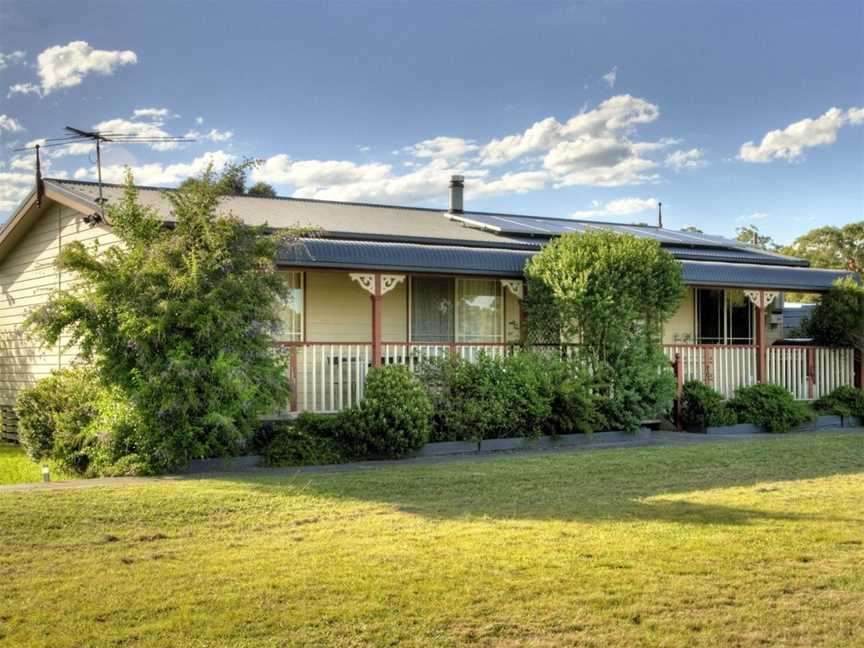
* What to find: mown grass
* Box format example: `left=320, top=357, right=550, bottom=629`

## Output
left=0, top=442, right=75, bottom=485
left=1, top=432, right=863, bottom=647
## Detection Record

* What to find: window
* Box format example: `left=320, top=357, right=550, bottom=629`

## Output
left=277, top=271, right=304, bottom=341
left=695, top=288, right=753, bottom=344
left=411, top=276, right=503, bottom=343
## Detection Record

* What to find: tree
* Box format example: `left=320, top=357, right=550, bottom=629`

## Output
left=25, top=164, right=293, bottom=472
left=523, top=230, right=685, bottom=429
left=804, top=277, right=864, bottom=351
left=681, top=225, right=703, bottom=233
left=736, top=225, right=777, bottom=250
left=780, top=222, right=864, bottom=273
left=247, top=181, right=277, bottom=198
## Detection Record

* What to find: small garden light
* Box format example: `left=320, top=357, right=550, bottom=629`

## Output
left=42, top=466, right=50, bottom=483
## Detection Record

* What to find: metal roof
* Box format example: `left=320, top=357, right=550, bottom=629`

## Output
left=279, top=239, right=856, bottom=292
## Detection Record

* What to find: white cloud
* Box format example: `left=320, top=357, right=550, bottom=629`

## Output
left=73, top=150, right=233, bottom=186
left=404, top=136, right=478, bottom=160
left=664, top=147, right=706, bottom=171
left=357, top=145, right=371, bottom=152
left=0, top=115, right=24, bottom=134
left=36, top=41, right=137, bottom=94
left=738, top=107, right=864, bottom=163
left=0, top=50, right=25, bottom=70
left=7, top=82, right=40, bottom=98
left=602, top=66, right=618, bottom=88
left=571, top=196, right=658, bottom=219
left=184, top=128, right=233, bottom=142
left=0, top=171, right=33, bottom=211
left=735, top=212, right=769, bottom=222
left=195, top=116, right=204, bottom=125
left=93, top=118, right=180, bottom=151
left=132, top=107, right=177, bottom=121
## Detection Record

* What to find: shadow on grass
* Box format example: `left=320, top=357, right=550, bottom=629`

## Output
left=211, top=433, right=864, bottom=526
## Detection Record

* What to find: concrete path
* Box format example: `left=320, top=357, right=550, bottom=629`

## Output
left=2, top=428, right=861, bottom=494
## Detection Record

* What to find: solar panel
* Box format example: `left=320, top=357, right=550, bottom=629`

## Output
left=448, top=211, right=747, bottom=248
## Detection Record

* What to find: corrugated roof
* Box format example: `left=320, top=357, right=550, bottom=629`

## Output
left=279, top=239, right=856, bottom=292
left=43, top=179, right=807, bottom=267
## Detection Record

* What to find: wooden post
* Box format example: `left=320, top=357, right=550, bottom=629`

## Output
left=703, top=346, right=713, bottom=386
left=371, top=273, right=382, bottom=367
left=806, top=347, right=815, bottom=400
left=675, top=353, right=684, bottom=431
left=756, top=290, right=766, bottom=384
left=857, top=350, right=863, bottom=390
left=290, top=346, right=299, bottom=411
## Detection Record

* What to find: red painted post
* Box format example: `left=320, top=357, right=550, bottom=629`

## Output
left=756, top=290, right=766, bottom=384
left=703, top=346, right=713, bottom=386
left=290, top=346, right=299, bottom=411
left=806, top=347, right=815, bottom=400
left=675, top=353, right=684, bottom=431
left=371, top=273, right=382, bottom=367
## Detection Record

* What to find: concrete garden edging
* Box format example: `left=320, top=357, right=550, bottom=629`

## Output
left=688, top=415, right=851, bottom=436
left=843, top=416, right=863, bottom=428
left=186, top=455, right=263, bottom=473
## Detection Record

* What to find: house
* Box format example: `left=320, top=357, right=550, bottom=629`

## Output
left=0, top=175, right=860, bottom=429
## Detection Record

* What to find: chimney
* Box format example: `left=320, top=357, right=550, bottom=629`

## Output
left=657, top=201, right=663, bottom=228
left=449, top=175, right=464, bottom=213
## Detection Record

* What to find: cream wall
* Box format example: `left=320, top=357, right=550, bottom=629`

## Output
left=0, top=203, right=118, bottom=407
left=663, top=287, right=695, bottom=344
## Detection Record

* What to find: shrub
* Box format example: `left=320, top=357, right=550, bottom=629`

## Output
left=813, top=385, right=864, bottom=417
left=346, top=365, right=432, bottom=458
left=15, top=365, right=146, bottom=476
left=681, top=380, right=738, bottom=428
left=261, top=421, right=347, bottom=467
left=729, top=383, right=814, bottom=433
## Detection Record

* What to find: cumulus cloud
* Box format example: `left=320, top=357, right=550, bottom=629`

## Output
left=602, top=66, right=618, bottom=88
left=93, top=118, right=181, bottom=151
left=735, top=212, right=769, bottom=223
left=738, top=107, right=864, bottom=163
left=404, top=136, right=478, bottom=160
left=0, top=115, right=24, bottom=134
left=0, top=50, right=25, bottom=70
left=184, top=128, right=233, bottom=142
left=7, top=83, right=40, bottom=98
left=664, top=147, right=706, bottom=171
left=73, top=150, right=233, bottom=186
left=0, top=171, right=33, bottom=211
left=36, top=41, right=137, bottom=94
left=571, top=196, right=658, bottom=219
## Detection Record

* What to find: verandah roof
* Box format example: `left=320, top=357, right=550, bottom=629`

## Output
left=278, top=238, right=857, bottom=292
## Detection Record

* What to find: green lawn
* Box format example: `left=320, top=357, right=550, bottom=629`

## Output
left=1, top=433, right=863, bottom=647
left=0, top=442, right=76, bottom=486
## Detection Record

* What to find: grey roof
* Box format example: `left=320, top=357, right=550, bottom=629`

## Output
left=681, top=261, right=856, bottom=292
left=280, top=239, right=856, bottom=292
left=279, top=238, right=532, bottom=277
left=43, top=178, right=807, bottom=267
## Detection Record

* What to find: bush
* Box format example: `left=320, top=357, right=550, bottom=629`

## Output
left=260, top=417, right=348, bottom=467
left=15, top=365, right=146, bottom=476
left=813, top=385, right=864, bottom=417
left=346, top=365, right=432, bottom=458
left=418, top=352, right=603, bottom=441
left=729, top=384, right=814, bottom=433
left=681, top=380, right=738, bottom=428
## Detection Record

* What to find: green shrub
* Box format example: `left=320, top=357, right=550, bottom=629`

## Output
left=347, top=365, right=432, bottom=458
left=261, top=421, right=347, bottom=467
left=15, top=365, right=146, bottom=476
left=681, top=380, right=738, bottom=428
left=813, top=385, right=864, bottom=417
left=729, top=384, right=815, bottom=433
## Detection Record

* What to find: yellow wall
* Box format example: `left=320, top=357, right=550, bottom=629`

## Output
left=0, top=203, right=118, bottom=407
left=504, top=290, right=522, bottom=343
left=664, top=287, right=695, bottom=344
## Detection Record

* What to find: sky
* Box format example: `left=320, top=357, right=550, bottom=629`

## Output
left=0, top=0, right=862, bottom=244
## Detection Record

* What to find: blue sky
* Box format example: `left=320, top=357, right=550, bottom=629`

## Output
left=1, top=0, right=862, bottom=243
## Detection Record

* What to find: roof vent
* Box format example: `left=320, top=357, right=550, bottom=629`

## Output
left=449, top=175, right=464, bottom=214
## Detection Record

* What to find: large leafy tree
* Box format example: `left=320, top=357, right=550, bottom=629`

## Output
left=780, top=222, right=864, bottom=273
left=524, top=230, right=685, bottom=429
left=736, top=225, right=778, bottom=250
left=804, top=278, right=864, bottom=351
left=25, top=165, right=293, bottom=471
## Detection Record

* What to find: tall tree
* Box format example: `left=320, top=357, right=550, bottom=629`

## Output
left=780, top=222, right=864, bottom=272
left=735, top=225, right=777, bottom=250
left=247, top=181, right=277, bottom=198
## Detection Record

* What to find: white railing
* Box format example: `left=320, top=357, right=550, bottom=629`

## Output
left=664, top=345, right=758, bottom=398
left=286, top=342, right=858, bottom=412
left=767, top=346, right=855, bottom=400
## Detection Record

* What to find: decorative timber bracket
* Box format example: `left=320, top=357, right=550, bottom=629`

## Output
left=350, top=273, right=405, bottom=296
left=744, top=290, right=778, bottom=308
left=501, top=279, right=524, bottom=300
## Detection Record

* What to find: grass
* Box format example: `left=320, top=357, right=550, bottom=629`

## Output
left=0, top=442, right=75, bottom=485
left=1, top=433, right=863, bottom=647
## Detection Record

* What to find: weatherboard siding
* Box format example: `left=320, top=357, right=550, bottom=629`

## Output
left=0, top=203, right=117, bottom=407
left=663, top=288, right=696, bottom=344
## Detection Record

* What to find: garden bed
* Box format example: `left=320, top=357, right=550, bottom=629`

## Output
left=687, top=415, right=850, bottom=435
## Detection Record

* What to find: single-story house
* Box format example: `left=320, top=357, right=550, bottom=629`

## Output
left=0, top=175, right=860, bottom=429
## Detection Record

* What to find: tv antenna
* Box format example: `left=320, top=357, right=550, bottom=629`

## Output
left=14, top=126, right=195, bottom=222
